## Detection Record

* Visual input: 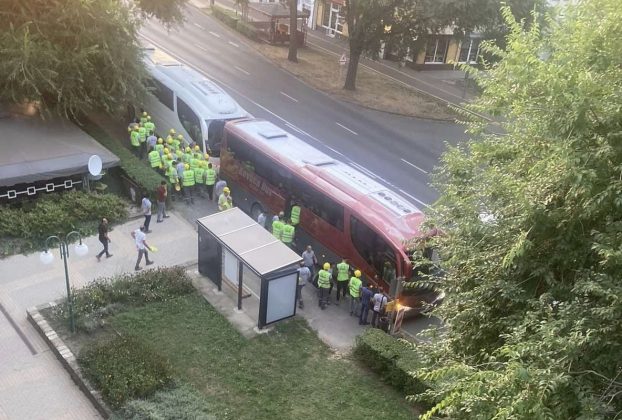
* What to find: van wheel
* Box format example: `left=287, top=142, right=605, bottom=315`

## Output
left=251, top=203, right=264, bottom=221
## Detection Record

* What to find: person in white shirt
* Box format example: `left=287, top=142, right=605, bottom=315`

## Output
left=141, top=194, right=152, bottom=233
left=297, top=262, right=311, bottom=309
left=257, top=211, right=266, bottom=229
left=131, top=226, right=154, bottom=271
left=371, top=290, right=387, bottom=328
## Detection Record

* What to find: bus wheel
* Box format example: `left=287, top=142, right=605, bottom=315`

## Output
left=251, top=203, right=264, bottom=221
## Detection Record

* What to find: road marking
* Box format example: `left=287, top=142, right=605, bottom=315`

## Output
left=140, top=34, right=431, bottom=209
left=234, top=66, right=250, bottom=75
left=350, top=162, right=379, bottom=179
left=194, top=43, right=208, bottom=52
left=280, top=91, right=299, bottom=103
left=400, top=158, right=428, bottom=174
left=228, top=41, right=240, bottom=48
left=336, top=122, right=358, bottom=135
left=194, top=23, right=205, bottom=30
left=324, top=145, right=345, bottom=157
left=285, top=122, right=303, bottom=134
left=209, top=31, right=221, bottom=38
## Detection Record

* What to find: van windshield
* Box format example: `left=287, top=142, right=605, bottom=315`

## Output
left=207, top=119, right=226, bottom=156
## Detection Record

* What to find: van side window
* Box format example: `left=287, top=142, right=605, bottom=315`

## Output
left=151, top=79, right=174, bottom=111
left=350, top=215, right=396, bottom=275
left=177, top=97, right=202, bottom=144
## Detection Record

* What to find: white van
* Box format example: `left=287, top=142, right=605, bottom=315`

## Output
left=140, top=47, right=250, bottom=155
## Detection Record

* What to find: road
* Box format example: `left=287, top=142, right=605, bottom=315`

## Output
left=140, top=6, right=467, bottom=207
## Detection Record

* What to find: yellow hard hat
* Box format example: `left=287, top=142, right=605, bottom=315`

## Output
left=178, top=134, right=184, bottom=140
left=204, top=153, right=210, bottom=160
left=223, top=187, right=230, bottom=193
left=175, top=184, right=181, bottom=191
left=157, top=138, right=163, bottom=144
left=147, top=115, right=151, bottom=120
left=142, top=111, right=147, bottom=116
left=200, top=161, right=207, bottom=168
left=323, top=262, right=330, bottom=270
left=163, top=147, right=169, bottom=154
left=133, top=125, right=139, bottom=131
left=185, top=147, right=191, bottom=152
left=169, top=128, right=176, bottom=135
left=354, top=270, right=361, bottom=277
left=167, top=154, right=173, bottom=160
left=166, top=138, right=173, bottom=144
left=185, top=164, right=190, bottom=170
left=194, top=145, right=200, bottom=151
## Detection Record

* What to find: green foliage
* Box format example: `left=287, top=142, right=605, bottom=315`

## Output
left=415, top=1, right=622, bottom=418
left=79, top=118, right=167, bottom=198
left=353, top=328, right=430, bottom=400
left=236, top=20, right=258, bottom=41
left=79, top=335, right=174, bottom=408
left=0, top=191, right=127, bottom=256
left=134, top=0, right=188, bottom=28
left=66, top=266, right=194, bottom=331
left=211, top=5, right=239, bottom=29
left=114, top=384, right=215, bottom=420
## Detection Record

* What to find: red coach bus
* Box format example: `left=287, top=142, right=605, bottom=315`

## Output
left=219, top=119, right=440, bottom=309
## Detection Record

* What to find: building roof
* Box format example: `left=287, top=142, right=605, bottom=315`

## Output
left=0, top=111, right=119, bottom=187
left=248, top=2, right=310, bottom=18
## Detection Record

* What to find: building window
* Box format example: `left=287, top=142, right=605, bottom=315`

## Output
left=458, top=39, right=481, bottom=64
left=424, top=37, right=449, bottom=63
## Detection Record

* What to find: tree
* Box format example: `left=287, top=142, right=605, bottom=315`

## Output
left=0, top=0, right=187, bottom=118
left=288, top=0, right=298, bottom=62
left=407, top=1, right=622, bottom=418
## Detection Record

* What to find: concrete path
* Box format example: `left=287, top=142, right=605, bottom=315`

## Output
left=0, top=211, right=198, bottom=419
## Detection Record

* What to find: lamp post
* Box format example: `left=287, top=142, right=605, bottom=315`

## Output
left=40, top=231, right=89, bottom=333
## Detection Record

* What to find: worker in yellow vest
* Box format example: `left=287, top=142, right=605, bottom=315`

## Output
left=317, top=262, right=332, bottom=310
left=335, top=258, right=351, bottom=304
left=144, top=115, right=155, bottom=136
left=349, top=270, right=363, bottom=317
left=137, top=123, right=147, bottom=160
left=155, top=138, right=165, bottom=156
left=165, top=161, right=180, bottom=201
left=139, top=111, right=148, bottom=124
left=281, top=219, right=295, bottom=249
left=271, top=212, right=284, bottom=240
left=194, top=161, right=206, bottom=197
left=148, top=148, right=162, bottom=173
left=182, top=164, right=195, bottom=204
left=205, top=162, right=217, bottom=200
left=218, top=187, right=233, bottom=211
left=130, top=125, right=140, bottom=157
left=290, top=203, right=301, bottom=226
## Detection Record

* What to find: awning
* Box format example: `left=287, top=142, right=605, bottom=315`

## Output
left=0, top=113, right=120, bottom=187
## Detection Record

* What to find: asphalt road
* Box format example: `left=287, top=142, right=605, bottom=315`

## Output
left=140, top=6, right=467, bottom=207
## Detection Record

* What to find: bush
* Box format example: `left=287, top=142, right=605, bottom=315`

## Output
left=78, top=118, right=167, bottom=201
left=236, top=21, right=258, bottom=41
left=114, top=384, right=215, bottom=420
left=67, top=266, right=195, bottom=330
left=79, top=335, right=174, bottom=408
left=354, top=328, right=432, bottom=403
left=211, top=5, right=239, bottom=29
left=0, top=191, right=127, bottom=256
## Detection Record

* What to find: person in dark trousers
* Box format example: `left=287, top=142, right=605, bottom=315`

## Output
left=359, top=285, right=374, bottom=325
left=371, top=290, right=387, bottom=327
left=96, top=218, right=112, bottom=261
left=156, top=181, right=170, bottom=223
left=141, top=194, right=152, bottom=232
left=132, top=226, right=154, bottom=271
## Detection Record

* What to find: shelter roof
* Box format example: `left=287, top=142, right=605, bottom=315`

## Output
left=248, top=3, right=310, bottom=18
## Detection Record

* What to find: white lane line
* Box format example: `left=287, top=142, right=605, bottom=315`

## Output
left=234, top=66, right=250, bottom=75
left=324, top=145, right=345, bottom=157
left=285, top=122, right=303, bottom=134
left=228, top=41, right=240, bottom=48
left=194, top=23, right=205, bottom=30
left=336, top=122, right=358, bottom=135
left=209, top=31, right=221, bottom=38
left=399, top=189, right=431, bottom=209
left=194, top=43, right=208, bottom=52
left=280, top=91, right=299, bottom=103
left=140, top=34, right=432, bottom=209
left=350, top=162, right=378, bottom=179
left=400, top=158, right=428, bottom=174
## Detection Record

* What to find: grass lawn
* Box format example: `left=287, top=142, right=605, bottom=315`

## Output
left=108, top=293, right=417, bottom=419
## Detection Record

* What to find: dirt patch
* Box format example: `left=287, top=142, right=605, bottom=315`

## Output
left=251, top=42, right=456, bottom=121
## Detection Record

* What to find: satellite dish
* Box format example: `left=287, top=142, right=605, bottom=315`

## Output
left=88, top=155, right=103, bottom=176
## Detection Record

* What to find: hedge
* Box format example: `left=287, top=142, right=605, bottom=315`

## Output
left=212, top=5, right=239, bottom=29
left=236, top=20, right=258, bottom=41
left=78, top=118, right=167, bottom=200
left=353, top=328, right=434, bottom=406
left=79, top=335, right=174, bottom=408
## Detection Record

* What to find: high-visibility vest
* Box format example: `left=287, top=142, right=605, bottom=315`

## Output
left=155, top=144, right=164, bottom=155
left=148, top=150, right=161, bottom=168
left=218, top=194, right=232, bottom=211
left=144, top=121, right=155, bottom=135
left=272, top=220, right=283, bottom=240
left=281, top=224, right=294, bottom=243
left=190, top=158, right=200, bottom=169
left=138, top=126, right=147, bottom=143
left=318, top=270, right=331, bottom=289
left=172, top=139, right=181, bottom=150
left=184, top=152, right=193, bottom=163
left=349, top=277, right=362, bottom=297
left=336, top=262, right=350, bottom=281
left=182, top=169, right=195, bottom=187
left=205, top=168, right=216, bottom=185
left=194, top=167, right=205, bottom=184
left=130, top=131, right=140, bottom=147
left=140, top=115, right=148, bottom=124
left=166, top=166, right=178, bottom=184
left=290, top=205, right=301, bottom=225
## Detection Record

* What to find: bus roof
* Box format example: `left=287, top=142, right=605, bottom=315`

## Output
left=227, top=119, right=426, bottom=248
left=142, top=47, right=249, bottom=121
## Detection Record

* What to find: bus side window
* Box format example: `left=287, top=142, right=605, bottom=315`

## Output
left=152, top=78, right=174, bottom=111
left=350, top=215, right=396, bottom=275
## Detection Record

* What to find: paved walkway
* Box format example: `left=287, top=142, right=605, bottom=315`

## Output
left=0, top=212, right=198, bottom=419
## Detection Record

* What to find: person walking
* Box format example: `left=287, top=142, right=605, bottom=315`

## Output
left=156, top=181, right=170, bottom=223
left=218, top=186, right=233, bottom=211
left=301, top=245, right=317, bottom=280
left=205, top=162, right=217, bottom=200
left=371, top=289, right=387, bottom=327
left=348, top=270, right=363, bottom=316
left=182, top=164, right=195, bottom=204
left=317, top=263, right=332, bottom=310
left=335, top=258, right=351, bottom=304
left=214, top=178, right=227, bottom=203
left=281, top=219, right=295, bottom=248
left=148, top=147, right=162, bottom=171
left=359, top=285, right=374, bottom=325
left=131, top=226, right=154, bottom=271
left=137, top=123, right=147, bottom=160
left=194, top=161, right=206, bottom=197
left=257, top=211, right=266, bottom=229
left=141, top=194, right=152, bottom=232
left=272, top=212, right=284, bottom=240
left=130, top=125, right=140, bottom=157
left=297, top=261, right=310, bottom=309
left=96, top=218, right=112, bottom=261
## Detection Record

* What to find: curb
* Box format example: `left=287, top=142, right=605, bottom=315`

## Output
left=27, top=302, right=113, bottom=419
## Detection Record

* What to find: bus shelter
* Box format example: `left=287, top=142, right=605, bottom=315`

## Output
left=198, top=207, right=302, bottom=329
left=247, top=3, right=310, bottom=45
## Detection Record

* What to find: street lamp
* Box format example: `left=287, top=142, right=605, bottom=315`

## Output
left=39, top=231, right=89, bottom=333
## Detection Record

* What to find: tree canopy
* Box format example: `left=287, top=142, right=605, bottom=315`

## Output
left=410, top=0, right=622, bottom=417
left=0, top=0, right=187, bottom=117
